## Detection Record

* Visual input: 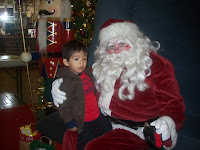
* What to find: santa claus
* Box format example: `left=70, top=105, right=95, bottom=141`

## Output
left=51, top=18, right=185, bottom=150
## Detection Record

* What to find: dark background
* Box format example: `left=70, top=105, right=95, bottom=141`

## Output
left=87, top=0, right=200, bottom=149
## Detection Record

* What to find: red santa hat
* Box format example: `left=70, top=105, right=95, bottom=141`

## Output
left=99, top=18, right=142, bottom=46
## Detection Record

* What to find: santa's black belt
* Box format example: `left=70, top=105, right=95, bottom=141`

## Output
left=107, top=116, right=159, bottom=130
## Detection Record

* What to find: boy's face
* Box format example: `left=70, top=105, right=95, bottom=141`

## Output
left=63, top=50, right=87, bottom=74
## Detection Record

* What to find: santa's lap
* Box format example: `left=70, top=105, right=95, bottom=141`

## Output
left=85, top=129, right=150, bottom=150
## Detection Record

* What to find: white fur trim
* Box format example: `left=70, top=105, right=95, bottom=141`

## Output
left=98, top=90, right=114, bottom=116
left=99, top=22, right=143, bottom=46
left=159, top=116, right=177, bottom=150
left=60, top=0, right=72, bottom=21
left=112, top=123, right=145, bottom=140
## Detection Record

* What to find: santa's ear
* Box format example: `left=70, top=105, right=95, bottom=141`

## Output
left=63, top=59, right=69, bottom=66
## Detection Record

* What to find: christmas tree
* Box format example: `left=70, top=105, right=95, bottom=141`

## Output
left=34, top=77, right=46, bottom=120
left=70, top=0, right=97, bottom=47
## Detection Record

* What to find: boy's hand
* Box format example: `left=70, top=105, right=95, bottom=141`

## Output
left=68, top=127, right=77, bottom=131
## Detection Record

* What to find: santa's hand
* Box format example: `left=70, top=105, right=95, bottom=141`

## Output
left=51, top=78, right=67, bottom=107
left=150, top=118, right=171, bottom=141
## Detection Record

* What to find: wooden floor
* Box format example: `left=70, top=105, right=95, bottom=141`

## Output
left=0, top=91, right=24, bottom=109
left=0, top=64, right=40, bottom=109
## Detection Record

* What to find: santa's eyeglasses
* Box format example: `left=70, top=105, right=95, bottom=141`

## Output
left=106, top=42, right=130, bottom=54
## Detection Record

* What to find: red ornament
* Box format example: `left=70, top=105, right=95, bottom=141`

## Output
left=72, top=10, right=76, bottom=17
left=80, top=30, right=85, bottom=37
left=89, top=3, right=92, bottom=8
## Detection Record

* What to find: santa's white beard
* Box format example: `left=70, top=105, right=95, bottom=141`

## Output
left=38, top=18, right=47, bottom=53
left=93, top=47, right=152, bottom=101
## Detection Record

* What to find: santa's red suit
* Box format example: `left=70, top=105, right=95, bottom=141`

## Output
left=85, top=51, right=185, bottom=150
left=59, top=19, right=185, bottom=150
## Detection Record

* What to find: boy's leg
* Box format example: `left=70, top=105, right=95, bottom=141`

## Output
left=36, top=111, right=68, bottom=144
left=77, top=122, right=96, bottom=150
left=94, top=113, right=112, bottom=137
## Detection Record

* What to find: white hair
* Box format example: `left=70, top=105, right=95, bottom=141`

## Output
left=38, top=18, right=47, bottom=53
left=92, top=34, right=159, bottom=101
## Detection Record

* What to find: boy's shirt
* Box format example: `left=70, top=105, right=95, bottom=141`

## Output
left=80, top=71, right=100, bottom=122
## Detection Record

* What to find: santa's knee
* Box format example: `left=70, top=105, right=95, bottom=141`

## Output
left=85, top=129, right=149, bottom=150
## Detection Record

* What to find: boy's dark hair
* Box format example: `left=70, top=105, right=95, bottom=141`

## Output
left=62, top=40, right=88, bottom=61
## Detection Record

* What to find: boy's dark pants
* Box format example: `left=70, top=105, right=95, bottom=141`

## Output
left=77, top=113, right=112, bottom=150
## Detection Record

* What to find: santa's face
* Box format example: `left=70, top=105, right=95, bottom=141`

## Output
left=93, top=35, right=152, bottom=101
left=107, top=37, right=131, bottom=54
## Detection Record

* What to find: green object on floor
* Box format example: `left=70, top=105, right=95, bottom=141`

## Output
left=30, top=139, right=55, bottom=150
